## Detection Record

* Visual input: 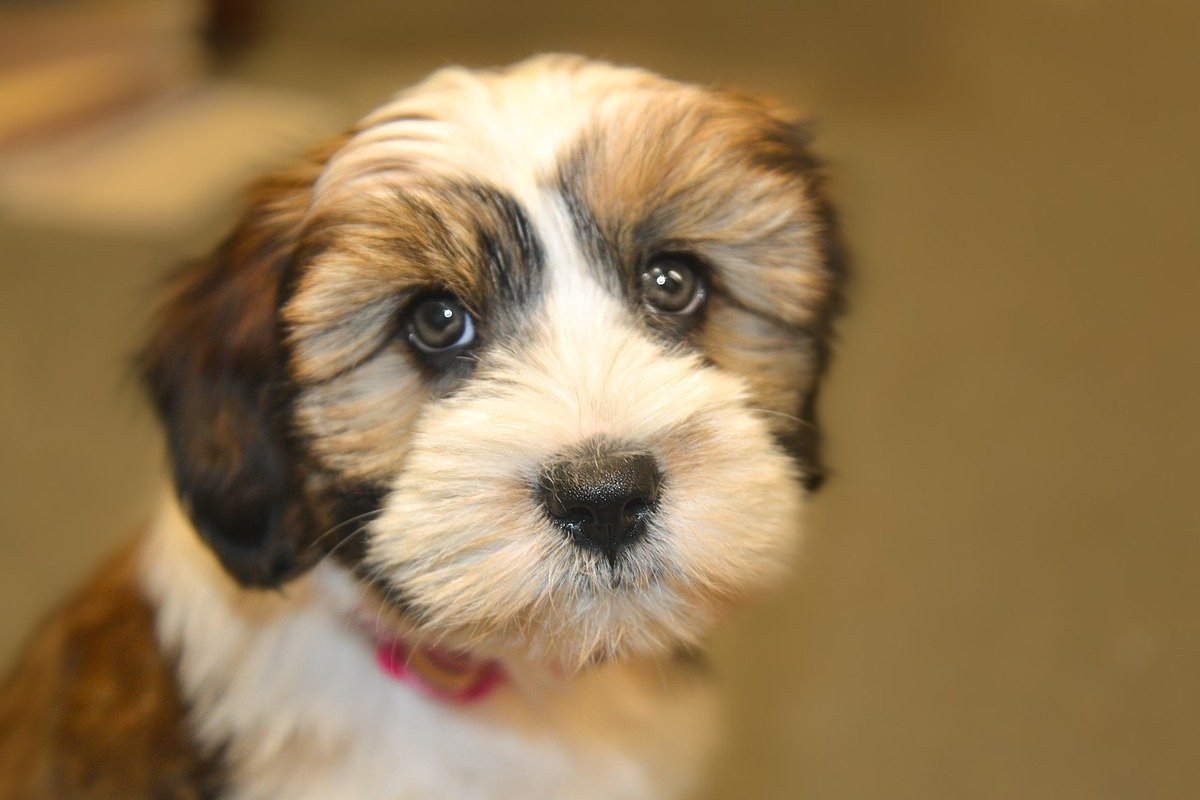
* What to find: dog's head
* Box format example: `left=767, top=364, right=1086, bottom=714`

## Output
left=141, top=56, right=844, bottom=667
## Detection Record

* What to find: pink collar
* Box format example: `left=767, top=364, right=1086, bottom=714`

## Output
left=374, top=635, right=505, bottom=704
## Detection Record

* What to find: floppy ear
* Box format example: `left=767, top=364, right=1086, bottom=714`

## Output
left=790, top=212, right=846, bottom=493
left=790, top=215, right=845, bottom=494
left=774, top=116, right=848, bottom=493
left=788, top=374, right=833, bottom=492
left=140, top=161, right=325, bottom=587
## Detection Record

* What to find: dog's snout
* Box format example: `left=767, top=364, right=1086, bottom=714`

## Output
left=539, top=447, right=662, bottom=563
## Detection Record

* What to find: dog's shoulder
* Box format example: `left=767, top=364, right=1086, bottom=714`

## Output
left=0, top=541, right=222, bottom=799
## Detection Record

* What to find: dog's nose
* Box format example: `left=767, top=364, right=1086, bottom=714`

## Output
left=538, top=448, right=662, bottom=563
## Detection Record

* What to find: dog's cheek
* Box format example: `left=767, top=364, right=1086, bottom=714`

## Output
left=365, top=404, right=568, bottom=637
left=698, top=300, right=828, bottom=489
left=652, top=407, right=804, bottom=596
left=292, top=351, right=428, bottom=484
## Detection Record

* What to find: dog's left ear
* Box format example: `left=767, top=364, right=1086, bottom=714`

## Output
left=767, top=113, right=848, bottom=492
left=793, top=198, right=846, bottom=494
left=139, top=159, right=328, bottom=587
left=787, top=372, right=834, bottom=492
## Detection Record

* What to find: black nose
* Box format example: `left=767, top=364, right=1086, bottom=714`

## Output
left=539, top=447, right=662, bottom=563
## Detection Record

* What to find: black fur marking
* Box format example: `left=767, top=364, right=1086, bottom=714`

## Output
left=142, top=230, right=395, bottom=586
left=383, top=181, right=545, bottom=314
left=555, top=160, right=623, bottom=293
left=555, top=159, right=708, bottom=347
left=466, top=182, right=545, bottom=313
left=764, top=121, right=849, bottom=491
left=140, top=218, right=312, bottom=588
left=321, top=482, right=390, bottom=572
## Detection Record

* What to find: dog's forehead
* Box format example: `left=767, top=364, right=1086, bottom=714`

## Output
left=311, top=56, right=690, bottom=210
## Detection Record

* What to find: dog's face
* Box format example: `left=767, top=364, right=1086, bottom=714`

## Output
left=141, top=56, right=843, bottom=668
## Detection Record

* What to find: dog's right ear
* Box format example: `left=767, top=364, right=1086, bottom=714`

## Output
left=139, top=158, right=327, bottom=587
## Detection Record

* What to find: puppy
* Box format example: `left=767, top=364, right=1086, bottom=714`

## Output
left=0, top=55, right=843, bottom=799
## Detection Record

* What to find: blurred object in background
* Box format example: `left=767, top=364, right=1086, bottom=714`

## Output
left=202, top=0, right=263, bottom=54
left=0, top=0, right=335, bottom=239
left=0, top=0, right=203, bottom=152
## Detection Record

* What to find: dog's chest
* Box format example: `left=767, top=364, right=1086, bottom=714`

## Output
left=222, top=665, right=716, bottom=800
left=143, top=514, right=717, bottom=800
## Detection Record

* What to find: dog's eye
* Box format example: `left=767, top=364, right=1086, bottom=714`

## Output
left=405, top=295, right=476, bottom=354
left=640, top=255, right=706, bottom=315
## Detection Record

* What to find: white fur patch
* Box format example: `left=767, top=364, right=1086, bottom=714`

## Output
left=142, top=498, right=718, bottom=800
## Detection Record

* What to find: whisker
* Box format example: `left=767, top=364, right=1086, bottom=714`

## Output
left=315, top=522, right=371, bottom=564
left=747, top=407, right=815, bottom=430
left=303, top=507, right=386, bottom=557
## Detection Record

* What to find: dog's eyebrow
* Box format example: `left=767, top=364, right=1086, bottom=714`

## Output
left=382, top=179, right=545, bottom=314
left=551, top=142, right=623, bottom=294
left=458, top=182, right=545, bottom=313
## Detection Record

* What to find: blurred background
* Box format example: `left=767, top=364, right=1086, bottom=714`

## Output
left=1, top=0, right=1197, bottom=797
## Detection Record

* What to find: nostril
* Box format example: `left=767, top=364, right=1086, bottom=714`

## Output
left=621, top=497, right=650, bottom=522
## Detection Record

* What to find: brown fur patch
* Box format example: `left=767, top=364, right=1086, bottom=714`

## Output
left=554, top=90, right=837, bottom=324
left=553, top=90, right=844, bottom=483
left=0, top=543, right=222, bottom=799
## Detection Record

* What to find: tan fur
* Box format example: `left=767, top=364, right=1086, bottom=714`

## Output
left=0, top=544, right=221, bottom=798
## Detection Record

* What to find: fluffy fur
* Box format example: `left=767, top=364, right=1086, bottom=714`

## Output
left=0, top=55, right=843, bottom=799
left=142, top=496, right=718, bottom=799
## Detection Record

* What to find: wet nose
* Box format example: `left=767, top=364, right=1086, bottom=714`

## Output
left=538, top=447, right=662, bottom=564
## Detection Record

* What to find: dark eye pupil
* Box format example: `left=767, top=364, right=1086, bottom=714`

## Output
left=641, top=260, right=700, bottom=313
left=411, top=297, right=467, bottom=350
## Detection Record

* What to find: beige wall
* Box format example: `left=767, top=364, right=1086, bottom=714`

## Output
left=1, top=1, right=1197, bottom=797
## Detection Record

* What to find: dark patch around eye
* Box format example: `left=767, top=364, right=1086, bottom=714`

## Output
left=553, top=148, right=710, bottom=343
left=382, top=182, right=547, bottom=390
left=552, top=143, right=707, bottom=318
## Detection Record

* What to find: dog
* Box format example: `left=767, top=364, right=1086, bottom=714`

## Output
left=0, top=55, right=843, bottom=799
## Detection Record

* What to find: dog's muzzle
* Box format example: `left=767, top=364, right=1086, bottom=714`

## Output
left=538, top=440, right=662, bottom=565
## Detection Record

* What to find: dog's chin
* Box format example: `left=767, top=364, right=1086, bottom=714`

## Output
left=364, top=515, right=798, bottom=671
left=379, top=583, right=723, bottom=672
